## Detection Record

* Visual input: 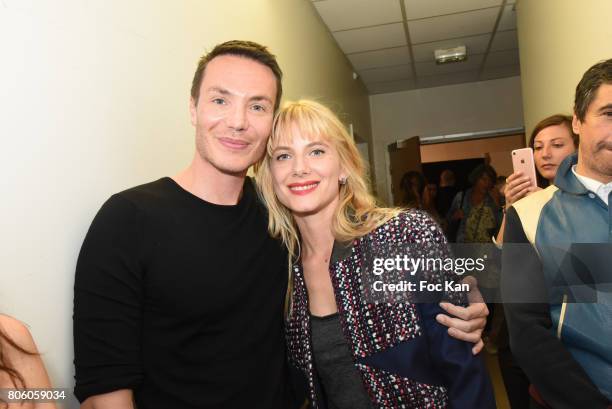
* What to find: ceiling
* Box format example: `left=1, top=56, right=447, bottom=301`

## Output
left=311, top=0, right=521, bottom=94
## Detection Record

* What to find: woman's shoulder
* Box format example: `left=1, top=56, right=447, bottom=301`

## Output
left=0, top=314, right=36, bottom=352
left=368, top=209, right=445, bottom=244
left=0, top=315, right=52, bottom=393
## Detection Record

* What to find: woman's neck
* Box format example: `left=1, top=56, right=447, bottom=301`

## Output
left=294, top=204, right=337, bottom=260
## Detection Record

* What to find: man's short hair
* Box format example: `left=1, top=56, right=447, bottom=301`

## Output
left=190, top=40, right=283, bottom=111
left=574, top=58, right=612, bottom=121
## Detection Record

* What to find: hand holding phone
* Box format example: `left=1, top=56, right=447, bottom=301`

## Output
left=511, top=148, right=537, bottom=188
left=506, top=148, right=539, bottom=207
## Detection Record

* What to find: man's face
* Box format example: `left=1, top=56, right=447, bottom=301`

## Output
left=573, top=83, right=612, bottom=181
left=190, top=55, right=277, bottom=176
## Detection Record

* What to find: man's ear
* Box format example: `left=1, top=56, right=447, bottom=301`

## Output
left=572, top=113, right=581, bottom=135
left=189, top=97, right=197, bottom=126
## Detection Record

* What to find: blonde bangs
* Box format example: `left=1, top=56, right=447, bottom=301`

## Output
left=267, top=100, right=347, bottom=156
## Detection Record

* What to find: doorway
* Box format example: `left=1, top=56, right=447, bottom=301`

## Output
left=422, top=158, right=485, bottom=192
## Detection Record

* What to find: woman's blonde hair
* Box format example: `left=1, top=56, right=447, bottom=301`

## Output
left=255, top=100, right=401, bottom=312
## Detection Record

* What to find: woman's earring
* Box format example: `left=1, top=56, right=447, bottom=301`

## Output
left=339, top=177, right=347, bottom=185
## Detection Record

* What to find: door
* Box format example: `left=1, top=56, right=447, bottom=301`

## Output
left=388, top=136, right=422, bottom=206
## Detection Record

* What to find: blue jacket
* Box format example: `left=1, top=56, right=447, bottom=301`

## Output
left=502, top=153, right=612, bottom=408
left=286, top=210, right=495, bottom=408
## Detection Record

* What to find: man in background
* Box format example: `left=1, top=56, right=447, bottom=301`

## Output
left=503, top=58, right=612, bottom=408
left=436, top=169, right=458, bottom=217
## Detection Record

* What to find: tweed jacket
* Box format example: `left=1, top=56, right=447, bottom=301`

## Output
left=286, top=210, right=495, bottom=408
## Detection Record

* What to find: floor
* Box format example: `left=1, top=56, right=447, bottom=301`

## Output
left=485, top=351, right=511, bottom=409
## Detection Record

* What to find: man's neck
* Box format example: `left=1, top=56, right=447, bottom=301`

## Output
left=575, top=161, right=612, bottom=184
left=173, top=153, right=247, bottom=205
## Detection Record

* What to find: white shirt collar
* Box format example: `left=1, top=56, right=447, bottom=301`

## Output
left=571, top=165, right=612, bottom=205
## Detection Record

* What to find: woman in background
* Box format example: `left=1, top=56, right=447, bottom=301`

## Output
left=422, top=181, right=444, bottom=227
left=0, top=315, right=56, bottom=409
left=399, top=170, right=425, bottom=209
left=400, top=172, right=443, bottom=227
left=256, top=100, right=494, bottom=408
left=495, top=114, right=578, bottom=246
left=494, top=115, right=578, bottom=409
left=447, top=165, right=501, bottom=244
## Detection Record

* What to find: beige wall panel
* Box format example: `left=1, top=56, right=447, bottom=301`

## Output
left=517, top=0, right=612, bottom=138
left=420, top=134, right=525, bottom=163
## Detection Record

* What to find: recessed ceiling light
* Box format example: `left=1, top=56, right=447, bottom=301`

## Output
left=434, top=45, right=467, bottom=64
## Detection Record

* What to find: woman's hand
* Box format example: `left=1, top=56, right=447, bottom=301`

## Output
left=435, top=277, right=488, bottom=354
left=504, top=171, right=540, bottom=208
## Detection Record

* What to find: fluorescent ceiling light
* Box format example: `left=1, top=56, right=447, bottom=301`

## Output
left=434, top=45, right=467, bottom=64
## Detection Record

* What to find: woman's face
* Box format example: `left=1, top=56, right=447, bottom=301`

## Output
left=269, top=125, right=346, bottom=217
left=475, top=173, right=493, bottom=193
left=533, top=124, right=576, bottom=182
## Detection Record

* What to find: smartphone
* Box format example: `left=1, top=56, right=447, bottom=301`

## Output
left=511, top=148, right=538, bottom=188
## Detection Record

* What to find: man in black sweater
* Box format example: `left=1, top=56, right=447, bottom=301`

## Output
left=73, top=40, right=490, bottom=409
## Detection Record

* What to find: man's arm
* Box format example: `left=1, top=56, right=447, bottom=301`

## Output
left=436, top=279, right=488, bottom=355
left=501, top=207, right=609, bottom=408
left=80, top=389, right=134, bottom=409
left=73, top=194, right=145, bottom=404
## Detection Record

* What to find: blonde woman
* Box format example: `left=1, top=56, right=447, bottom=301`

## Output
left=256, top=100, right=495, bottom=408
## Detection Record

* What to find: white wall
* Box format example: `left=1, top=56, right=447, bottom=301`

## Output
left=0, top=1, right=369, bottom=407
left=369, top=76, right=524, bottom=203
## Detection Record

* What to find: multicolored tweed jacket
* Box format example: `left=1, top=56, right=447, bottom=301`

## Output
left=286, top=210, right=495, bottom=409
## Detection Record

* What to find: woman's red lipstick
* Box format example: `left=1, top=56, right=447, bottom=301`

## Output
left=287, top=181, right=320, bottom=195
